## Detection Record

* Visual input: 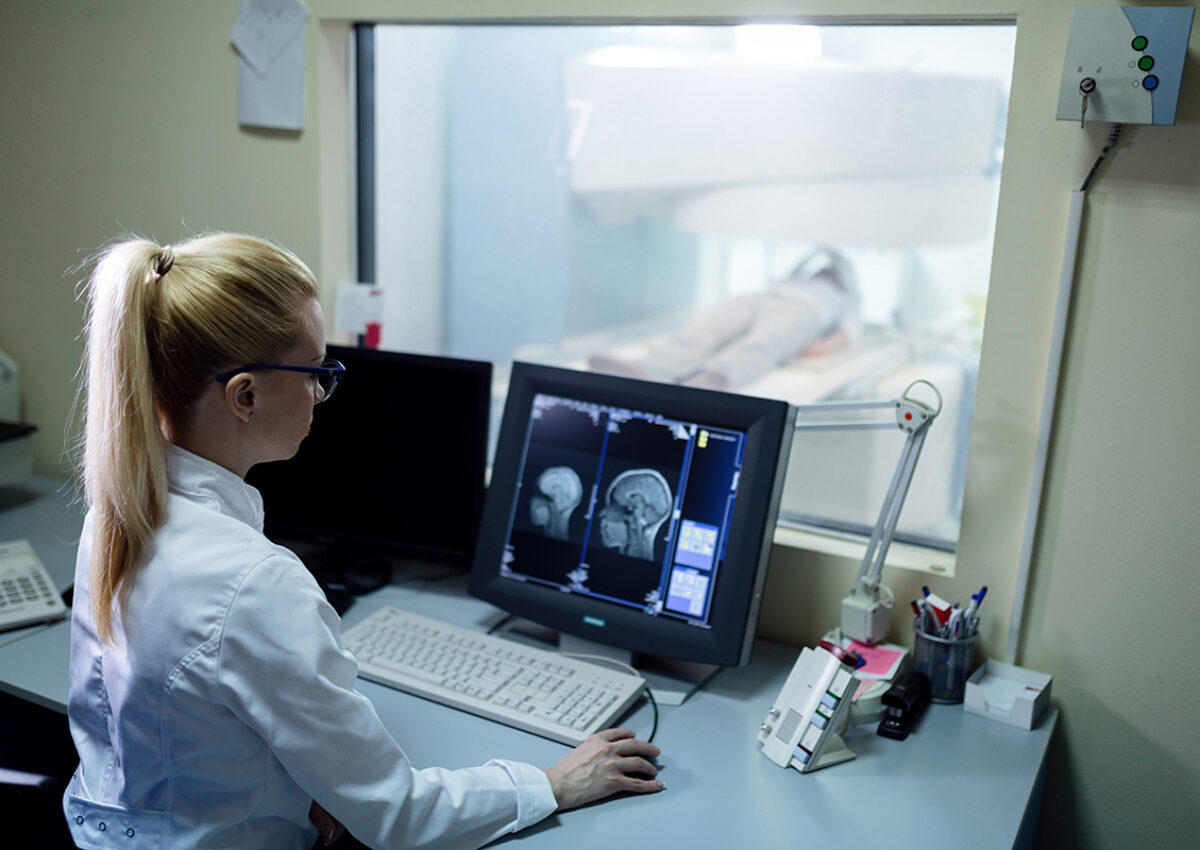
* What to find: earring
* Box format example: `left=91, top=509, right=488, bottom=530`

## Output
left=248, top=412, right=256, bottom=425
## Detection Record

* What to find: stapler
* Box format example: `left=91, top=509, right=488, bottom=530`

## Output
left=877, top=670, right=931, bottom=740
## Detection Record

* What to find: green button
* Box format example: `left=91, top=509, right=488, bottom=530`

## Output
left=1138, top=55, right=1155, bottom=71
left=1132, top=35, right=1148, bottom=51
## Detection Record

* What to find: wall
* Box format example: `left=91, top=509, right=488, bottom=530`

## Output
left=1, top=1, right=1197, bottom=847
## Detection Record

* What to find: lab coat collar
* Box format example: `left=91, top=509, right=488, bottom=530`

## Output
left=166, top=445, right=266, bottom=532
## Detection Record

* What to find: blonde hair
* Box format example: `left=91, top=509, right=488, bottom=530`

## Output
left=79, top=232, right=319, bottom=643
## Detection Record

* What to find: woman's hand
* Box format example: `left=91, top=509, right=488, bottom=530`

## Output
left=544, top=728, right=664, bottom=811
left=308, top=800, right=346, bottom=846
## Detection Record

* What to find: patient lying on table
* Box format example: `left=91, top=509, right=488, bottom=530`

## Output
left=589, top=248, right=860, bottom=391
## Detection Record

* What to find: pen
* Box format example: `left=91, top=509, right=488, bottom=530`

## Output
left=962, top=586, right=987, bottom=637
left=946, top=606, right=963, bottom=638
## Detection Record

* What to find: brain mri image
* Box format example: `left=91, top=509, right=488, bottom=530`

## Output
left=529, top=466, right=583, bottom=540
left=596, top=468, right=673, bottom=560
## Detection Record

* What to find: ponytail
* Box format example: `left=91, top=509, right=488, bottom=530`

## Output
left=81, top=241, right=170, bottom=643
left=79, top=233, right=318, bottom=643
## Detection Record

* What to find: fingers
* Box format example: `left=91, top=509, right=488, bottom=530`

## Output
left=617, top=775, right=665, bottom=795
left=595, top=727, right=637, bottom=742
left=616, top=755, right=658, bottom=776
left=614, top=738, right=660, bottom=759
left=545, top=731, right=666, bottom=810
left=594, top=728, right=659, bottom=758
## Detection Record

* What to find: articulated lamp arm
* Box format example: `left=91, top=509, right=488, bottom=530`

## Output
left=792, top=380, right=942, bottom=644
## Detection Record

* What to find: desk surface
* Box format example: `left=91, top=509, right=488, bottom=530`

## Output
left=0, top=479, right=1056, bottom=849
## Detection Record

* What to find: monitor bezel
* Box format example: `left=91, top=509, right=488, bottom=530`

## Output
left=469, top=361, right=794, bottom=667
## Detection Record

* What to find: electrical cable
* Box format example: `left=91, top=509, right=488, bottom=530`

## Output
left=1008, top=121, right=1128, bottom=662
left=1079, top=123, right=1123, bottom=192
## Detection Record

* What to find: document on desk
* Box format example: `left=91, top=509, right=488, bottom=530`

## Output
left=845, top=640, right=906, bottom=679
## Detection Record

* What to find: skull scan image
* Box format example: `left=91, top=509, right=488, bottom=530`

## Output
left=529, top=466, right=583, bottom=540
left=596, top=468, right=673, bottom=560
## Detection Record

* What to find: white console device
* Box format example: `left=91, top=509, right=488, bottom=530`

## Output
left=757, top=641, right=860, bottom=773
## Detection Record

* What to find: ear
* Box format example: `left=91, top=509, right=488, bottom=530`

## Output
left=222, top=373, right=257, bottom=425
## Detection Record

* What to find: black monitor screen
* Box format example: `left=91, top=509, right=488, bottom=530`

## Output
left=247, top=345, right=491, bottom=569
left=470, top=362, right=793, bottom=668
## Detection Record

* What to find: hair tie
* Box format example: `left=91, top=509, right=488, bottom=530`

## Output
left=154, top=246, right=175, bottom=277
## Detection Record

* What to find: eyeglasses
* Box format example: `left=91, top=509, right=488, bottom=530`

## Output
left=214, top=359, right=346, bottom=402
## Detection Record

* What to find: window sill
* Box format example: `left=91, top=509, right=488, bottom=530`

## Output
left=772, top=523, right=956, bottom=577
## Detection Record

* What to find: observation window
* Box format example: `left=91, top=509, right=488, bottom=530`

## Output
left=357, top=22, right=1017, bottom=565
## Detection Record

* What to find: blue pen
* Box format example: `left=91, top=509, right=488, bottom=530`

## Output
left=963, top=586, right=988, bottom=636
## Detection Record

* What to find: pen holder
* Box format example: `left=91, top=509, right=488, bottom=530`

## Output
left=912, top=625, right=976, bottom=704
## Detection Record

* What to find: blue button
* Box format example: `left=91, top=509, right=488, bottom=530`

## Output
left=1143, top=75, right=1159, bottom=91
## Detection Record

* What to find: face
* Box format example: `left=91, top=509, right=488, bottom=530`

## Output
left=529, top=495, right=551, bottom=529
left=253, top=298, right=327, bottom=464
left=598, top=505, right=629, bottom=549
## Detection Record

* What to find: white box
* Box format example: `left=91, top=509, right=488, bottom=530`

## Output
left=963, top=660, right=1051, bottom=730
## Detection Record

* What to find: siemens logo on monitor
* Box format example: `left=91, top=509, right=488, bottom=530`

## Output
left=583, top=616, right=606, bottom=628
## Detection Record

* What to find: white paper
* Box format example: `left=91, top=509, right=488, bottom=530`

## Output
left=229, top=0, right=309, bottom=77
left=336, top=283, right=385, bottom=334
left=236, top=3, right=305, bottom=131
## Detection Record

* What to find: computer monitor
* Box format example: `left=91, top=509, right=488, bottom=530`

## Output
left=248, top=345, right=492, bottom=599
left=469, top=362, right=794, bottom=681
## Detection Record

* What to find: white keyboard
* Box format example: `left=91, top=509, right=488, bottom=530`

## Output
left=343, top=606, right=646, bottom=746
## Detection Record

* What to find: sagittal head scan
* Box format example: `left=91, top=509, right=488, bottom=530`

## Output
left=597, top=468, right=673, bottom=560
left=497, top=386, right=755, bottom=628
left=529, top=466, right=583, bottom=540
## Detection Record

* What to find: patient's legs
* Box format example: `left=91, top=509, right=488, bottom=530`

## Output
left=589, top=298, right=758, bottom=383
left=684, top=275, right=847, bottom=390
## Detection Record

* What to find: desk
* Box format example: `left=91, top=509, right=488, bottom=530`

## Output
left=1, top=480, right=1056, bottom=849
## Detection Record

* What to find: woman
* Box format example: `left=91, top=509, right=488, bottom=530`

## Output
left=65, top=233, right=662, bottom=849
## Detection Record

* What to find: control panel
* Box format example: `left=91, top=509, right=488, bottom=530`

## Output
left=1056, top=6, right=1193, bottom=126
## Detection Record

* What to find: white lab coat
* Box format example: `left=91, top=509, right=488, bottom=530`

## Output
left=63, top=446, right=557, bottom=849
